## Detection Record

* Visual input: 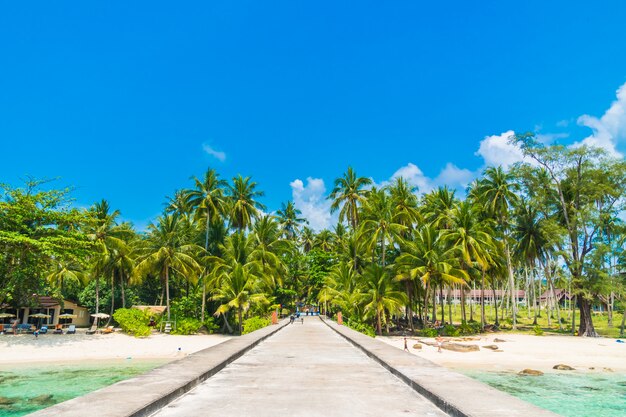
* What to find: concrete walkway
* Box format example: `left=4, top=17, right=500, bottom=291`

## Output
left=152, top=316, right=447, bottom=417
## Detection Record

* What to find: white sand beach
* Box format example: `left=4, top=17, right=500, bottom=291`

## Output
left=0, top=332, right=231, bottom=365
left=378, top=333, right=626, bottom=374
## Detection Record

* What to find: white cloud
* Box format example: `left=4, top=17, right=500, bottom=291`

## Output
left=290, top=177, right=335, bottom=231
left=390, top=163, right=432, bottom=192
left=434, top=163, right=474, bottom=189
left=475, top=130, right=526, bottom=168
left=202, top=144, right=226, bottom=161
left=575, top=82, right=626, bottom=157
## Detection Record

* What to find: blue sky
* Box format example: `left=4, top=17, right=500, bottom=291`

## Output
left=2, top=1, right=626, bottom=230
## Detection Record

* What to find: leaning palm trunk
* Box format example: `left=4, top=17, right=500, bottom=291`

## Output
left=480, top=270, right=486, bottom=330
left=504, top=240, right=517, bottom=329
left=165, top=266, right=171, bottom=321
left=108, top=270, right=115, bottom=326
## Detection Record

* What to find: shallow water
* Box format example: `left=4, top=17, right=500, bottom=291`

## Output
left=0, top=359, right=167, bottom=416
left=462, top=369, right=626, bottom=417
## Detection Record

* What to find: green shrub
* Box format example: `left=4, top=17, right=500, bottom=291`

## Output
left=420, top=327, right=439, bottom=337
left=345, top=319, right=376, bottom=337
left=442, top=324, right=459, bottom=337
left=458, top=322, right=481, bottom=335
left=113, top=308, right=151, bottom=337
left=533, top=325, right=544, bottom=336
left=172, top=318, right=202, bottom=335
left=242, top=316, right=271, bottom=335
left=202, top=317, right=220, bottom=334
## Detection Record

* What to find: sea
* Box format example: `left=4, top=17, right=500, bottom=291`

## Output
left=463, top=370, right=626, bottom=417
left=0, top=360, right=166, bottom=417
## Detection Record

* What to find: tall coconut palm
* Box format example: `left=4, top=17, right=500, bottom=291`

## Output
left=445, top=201, right=495, bottom=323
left=251, top=215, right=289, bottom=290
left=329, top=167, right=372, bottom=231
left=226, top=175, right=266, bottom=232
left=210, top=231, right=268, bottom=333
left=359, top=187, right=406, bottom=267
left=276, top=201, right=306, bottom=239
left=46, top=259, right=87, bottom=293
left=387, top=177, right=420, bottom=231
left=362, top=264, right=407, bottom=335
left=87, top=200, right=125, bottom=315
left=475, top=166, right=519, bottom=328
left=133, top=213, right=203, bottom=321
left=185, top=168, right=227, bottom=322
left=396, top=224, right=468, bottom=325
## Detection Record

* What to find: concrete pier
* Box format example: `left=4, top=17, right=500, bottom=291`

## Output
left=152, top=316, right=447, bottom=417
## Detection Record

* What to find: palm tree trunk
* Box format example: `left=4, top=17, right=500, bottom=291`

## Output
left=439, top=284, right=445, bottom=323
left=121, top=271, right=126, bottom=309
left=238, top=307, right=243, bottom=334
left=405, top=281, right=414, bottom=332
left=504, top=237, right=517, bottom=329
left=108, top=270, right=115, bottom=326
left=447, top=286, right=453, bottom=325
left=95, top=276, right=100, bottom=314
left=165, top=267, right=171, bottom=321
left=492, top=285, right=499, bottom=326
left=480, top=269, right=486, bottom=330
left=532, top=269, right=538, bottom=325
left=201, top=211, right=210, bottom=323
left=620, top=305, right=625, bottom=337
left=460, top=287, right=466, bottom=323
left=376, top=310, right=382, bottom=335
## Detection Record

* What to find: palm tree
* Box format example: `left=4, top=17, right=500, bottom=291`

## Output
left=445, top=201, right=495, bottom=324
left=276, top=201, right=306, bottom=239
left=359, top=187, right=406, bottom=267
left=300, top=227, right=315, bottom=253
left=475, top=166, right=519, bottom=328
left=329, top=167, right=372, bottom=231
left=46, top=259, right=87, bottom=293
left=313, top=230, right=335, bottom=252
left=387, top=177, right=420, bottom=232
left=210, top=231, right=268, bottom=333
left=87, top=200, right=125, bottom=315
left=362, top=264, right=407, bottom=335
left=185, top=168, right=227, bottom=322
left=251, top=215, right=289, bottom=290
left=226, top=175, right=266, bottom=232
left=133, top=213, right=203, bottom=321
left=396, top=224, right=468, bottom=325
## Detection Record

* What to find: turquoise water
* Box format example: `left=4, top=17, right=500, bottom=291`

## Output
left=463, top=370, right=626, bottom=417
left=0, top=360, right=166, bottom=417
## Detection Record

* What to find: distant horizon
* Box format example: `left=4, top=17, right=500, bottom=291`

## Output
left=2, top=1, right=626, bottom=230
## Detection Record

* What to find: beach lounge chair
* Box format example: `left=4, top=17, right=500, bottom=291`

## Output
left=39, top=326, right=48, bottom=334
left=85, top=324, right=98, bottom=335
left=101, top=326, right=115, bottom=334
left=0, top=324, right=4, bottom=334
left=67, top=325, right=76, bottom=334
left=53, top=324, right=63, bottom=334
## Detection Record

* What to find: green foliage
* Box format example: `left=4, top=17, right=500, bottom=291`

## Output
left=458, top=322, right=481, bottom=335
left=203, top=317, right=220, bottom=334
left=113, top=308, right=151, bottom=337
left=442, top=324, right=459, bottom=337
left=419, top=327, right=439, bottom=337
left=242, top=316, right=271, bottom=334
left=171, top=295, right=201, bottom=319
left=533, top=325, right=544, bottom=336
left=345, top=318, right=376, bottom=337
left=172, top=318, right=203, bottom=335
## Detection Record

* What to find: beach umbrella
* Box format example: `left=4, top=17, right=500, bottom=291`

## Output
left=58, top=313, right=77, bottom=319
left=90, top=313, right=110, bottom=319
left=0, top=313, right=16, bottom=318
left=29, top=313, right=51, bottom=318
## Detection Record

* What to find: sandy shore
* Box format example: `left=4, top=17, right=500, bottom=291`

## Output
left=377, top=333, right=626, bottom=374
left=0, top=332, right=231, bottom=365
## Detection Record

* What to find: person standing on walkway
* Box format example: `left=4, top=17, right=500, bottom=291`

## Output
left=403, top=337, right=409, bottom=352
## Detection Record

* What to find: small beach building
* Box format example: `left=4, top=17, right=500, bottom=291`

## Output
left=10, top=296, right=90, bottom=327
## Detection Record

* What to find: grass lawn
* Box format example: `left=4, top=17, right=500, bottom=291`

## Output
left=431, top=303, right=625, bottom=338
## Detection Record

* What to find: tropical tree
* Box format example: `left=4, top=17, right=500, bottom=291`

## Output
left=276, top=201, right=306, bottom=239
left=185, top=168, right=227, bottom=321
left=475, top=166, right=519, bottom=328
left=329, top=167, right=372, bottom=231
left=133, top=213, right=203, bottom=321
left=362, top=264, right=407, bottom=335
left=226, top=175, right=266, bottom=232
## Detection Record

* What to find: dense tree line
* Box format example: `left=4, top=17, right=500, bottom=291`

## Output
left=1, top=136, right=625, bottom=337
